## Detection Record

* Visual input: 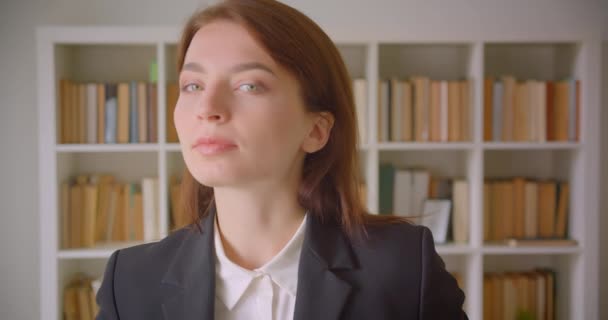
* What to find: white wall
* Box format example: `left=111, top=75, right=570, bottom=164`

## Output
left=0, top=0, right=606, bottom=319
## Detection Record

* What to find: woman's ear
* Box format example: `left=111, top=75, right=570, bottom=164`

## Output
left=301, top=111, right=335, bottom=153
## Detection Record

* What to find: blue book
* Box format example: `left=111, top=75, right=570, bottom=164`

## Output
left=492, top=81, right=503, bottom=141
left=129, top=81, right=139, bottom=143
left=104, top=84, right=117, bottom=144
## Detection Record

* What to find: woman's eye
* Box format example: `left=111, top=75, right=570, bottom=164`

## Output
left=238, top=83, right=259, bottom=92
left=182, top=83, right=202, bottom=92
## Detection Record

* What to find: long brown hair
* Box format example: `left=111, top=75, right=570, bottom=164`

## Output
left=175, top=0, right=407, bottom=239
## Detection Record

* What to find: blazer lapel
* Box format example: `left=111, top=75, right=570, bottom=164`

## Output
left=293, top=214, right=357, bottom=320
left=160, top=208, right=216, bottom=320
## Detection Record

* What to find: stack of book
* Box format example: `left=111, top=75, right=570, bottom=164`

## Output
left=484, top=76, right=580, bottom=142
left=484, top=177, right=572, bottom=246
left=63, top=273, right=101, bottom=320
left=484, top=269, right=556, bottom=320
left=58, top=80, right=160, bottom=144
left=377, top=77, right=472, bottom=142
left=379, top=164, right=469, bottom=243
left=60, top=174, right=159, bottom=249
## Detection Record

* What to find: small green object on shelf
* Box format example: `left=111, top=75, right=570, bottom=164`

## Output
left=149, top=60, right=158, bottom=83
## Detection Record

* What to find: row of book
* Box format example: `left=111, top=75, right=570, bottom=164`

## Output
left=60, top=174, right=159, bottom=249
left=484, top=269, right=556, bottom=320
left=484, top=77, right=580, bottom=142
left=484, top=178, right=570, bottom=243
left=377, top=77, right=472, bottom=142
left=58, top=80, right=182, bottom=144
left=379, top=164, right=469, bottom=243
left=63, top=273, right=101, bottom=320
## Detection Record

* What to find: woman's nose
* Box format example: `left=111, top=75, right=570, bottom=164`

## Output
left=196, top=84, right=230, bottom=123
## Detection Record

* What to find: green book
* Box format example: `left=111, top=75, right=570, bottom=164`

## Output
left=379, top=163, right=395, bottom=215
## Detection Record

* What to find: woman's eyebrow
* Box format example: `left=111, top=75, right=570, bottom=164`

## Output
left=181, top=61, right=277, bottom=78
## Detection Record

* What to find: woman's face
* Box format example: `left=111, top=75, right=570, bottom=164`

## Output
left=175, top=20, right=319, bottom=189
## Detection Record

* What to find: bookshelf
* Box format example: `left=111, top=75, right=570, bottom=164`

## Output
left=37, top=27, right=601, bottom=320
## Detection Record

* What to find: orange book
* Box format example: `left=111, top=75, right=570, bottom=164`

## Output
left=491, top=182, right=504, bottom=241
left=412, top=76, right=430, bottom=142
left=78, top=84, right=87, bottom=143
left=117, top=83, right=130, bottom=143
left=555, top=182, right=569, bottom=238
left=82, top=181, right=98, bottom=248
left=554, top=81, right=569, bottom=141
left=448, top=81, right=461, bottom=141
left=512, top=177, right=526, bottom=238
left=69, top=182, right=82, bottom=248
left=429, top=81, right=441, bottom=141
left=483, top=275, right=494, bottom=320
left=546, top=81, right=555, bottom=141
left=484, top=78, right=494, bottom=141
left=167, top=83, right=179, bottom=143
left=538, top=181, right=557, bottom=238
left=513, top=82, right=527, bottom=141
left=503, top=181, right=514, bottom=239
left=134, top=191, right=144, bottom=241
left=460, top=80, right=471, bottom=141
left=59, top=79, right=69, bottom=143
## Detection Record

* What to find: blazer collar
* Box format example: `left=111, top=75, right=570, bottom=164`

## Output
left=159, top=207, right=357, bottom=320
left=160, top=207, right=216, bottom=320
left=293, top=213, right=357, bottom=320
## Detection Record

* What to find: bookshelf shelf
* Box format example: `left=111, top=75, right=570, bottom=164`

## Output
left=57, top=241, right=148, bottom=259
left=481, top=142, right=580, bottom=150
left=55, top=143, right=161, bottom=153
left=37, top=27, right=601, bottom=320
left=482, top=245, right=582, bottom=255
left=436, top=244, right=475, bottom=255
left=377, top=142, right=475, bottom=151
left=163, top=143, right=181, bottom=151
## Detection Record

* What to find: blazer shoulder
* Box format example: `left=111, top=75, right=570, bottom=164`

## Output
left=116, top=225, right=197, bottom=270
left=361, top=220, right=428, bottom=251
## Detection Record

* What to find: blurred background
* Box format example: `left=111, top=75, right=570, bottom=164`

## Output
left=1, top=0, right=607, bottom=319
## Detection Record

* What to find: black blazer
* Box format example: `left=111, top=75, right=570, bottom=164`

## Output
left=96, top=209, right=468, bottom=320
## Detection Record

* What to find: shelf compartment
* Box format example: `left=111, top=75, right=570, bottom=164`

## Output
left=56, top=143, right=160, bottom=153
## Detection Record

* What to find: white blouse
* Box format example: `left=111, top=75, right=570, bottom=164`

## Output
left=213, top=214, right=307, bottom=320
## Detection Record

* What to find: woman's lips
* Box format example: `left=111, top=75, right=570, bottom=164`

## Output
left=192, top=137, right=237, bottom=156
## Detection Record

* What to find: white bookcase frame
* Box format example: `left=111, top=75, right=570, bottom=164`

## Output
left=37, top=26, right=601, bottom=320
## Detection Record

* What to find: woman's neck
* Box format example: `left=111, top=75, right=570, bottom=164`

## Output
left=213, top=185, right=307, bottom=270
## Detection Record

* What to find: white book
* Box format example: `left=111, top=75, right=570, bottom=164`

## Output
left=440, top=80, right=448, bottom=142
left=86, top=83, right=97, bottom=144
left=142, top=177, right=159, bottom=242
left=411, top=170, right=430, bottom=216
left=393, top=169, right=412, bottom=216
left=353, top=79, right=367, bottom=145
left=420, top=199, right=451, bottom=243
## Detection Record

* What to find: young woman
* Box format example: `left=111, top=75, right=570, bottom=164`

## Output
left=96, top=0, right=468, bottom=319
